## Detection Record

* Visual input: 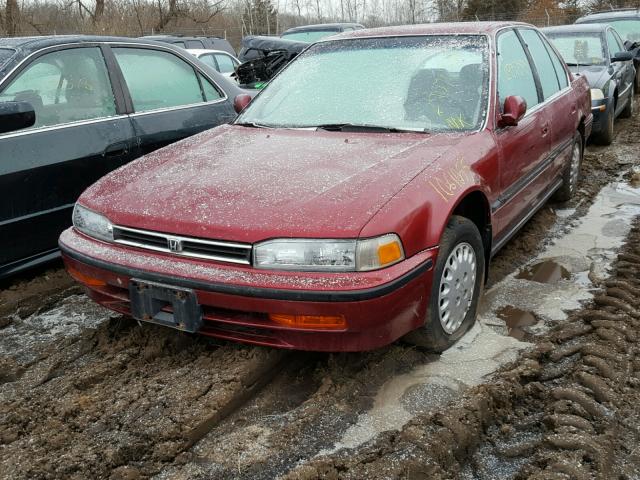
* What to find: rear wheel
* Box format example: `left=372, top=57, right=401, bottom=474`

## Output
left=553, top=134, right=583, bottom=202
left=621, top=88, right=635, bottom=118
left=404, top=216, right=484, bottom=352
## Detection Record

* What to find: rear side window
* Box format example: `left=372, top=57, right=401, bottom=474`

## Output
left=215, top=54, right=236, bottom=73
left=497, top=30, right=539, bottom=109
left=198, top=54, right=218, bottom=69
left=186, top=40, right=205, bottom=49
left=0, top=47, right=116, bottom=130
left=518, top=29, right=560, bottom=99
left=113, top=48, right=215, bottom=112
left=539, top=32, right=569, bottom=89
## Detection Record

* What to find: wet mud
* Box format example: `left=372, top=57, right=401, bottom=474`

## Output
left=0, top=103, right=639, bottom=480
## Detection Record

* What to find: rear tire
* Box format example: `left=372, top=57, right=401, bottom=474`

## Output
left=621, top=88, right=635, bottom=118
left=403, top=216, right=484, bottom=352
left=553, top=134, right=583, bottom=202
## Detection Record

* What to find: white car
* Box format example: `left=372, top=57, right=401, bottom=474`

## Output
left=187, top=49, right=240, bottom=80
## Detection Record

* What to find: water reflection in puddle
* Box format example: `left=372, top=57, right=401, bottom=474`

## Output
left=515, top=260, right=571, bottom=283
left=496, top=306, right=538, bottom=340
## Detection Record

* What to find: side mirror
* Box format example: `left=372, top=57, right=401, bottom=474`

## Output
left=0, top=101, right=35, bottom=134
left=611, top=51, right=634, bottom=63
left=498, top=95, right=527, bottom=128
left=233, top=94, right=252, bottom=114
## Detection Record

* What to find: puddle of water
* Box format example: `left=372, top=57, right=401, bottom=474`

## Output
left=515, top=260, right=571, bottom=283
left=496, top=306, right=538, bottom=340
left=325, top=179, right=640, bottom=456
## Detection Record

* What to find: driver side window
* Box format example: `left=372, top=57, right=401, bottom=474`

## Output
left=497, top=30, right=539, bottom=111
left=0, top=47, right=116, bottom=130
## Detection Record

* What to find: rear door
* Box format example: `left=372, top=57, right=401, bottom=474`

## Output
left=518, top=28, right=576, bottom=181
left=110, top=45, right=237, bottom=156
left=493, top=28, right=551, bottom=239
left=0, top=44, right=135, bottom=273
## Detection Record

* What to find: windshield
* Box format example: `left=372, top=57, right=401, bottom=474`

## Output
left=281, top=30, right=340, bottom=42
left=546, top=33, right=606, bottom=66
left=0, top=48, right=15, bottom=69
left=238, top=35, right=489, bottom=132
left=606, top=19, right=640, bottom=43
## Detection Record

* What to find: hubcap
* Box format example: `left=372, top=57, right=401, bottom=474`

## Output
left=569, top=142, right=581, bottom=193
left=438, top=242, right=477, bottom=334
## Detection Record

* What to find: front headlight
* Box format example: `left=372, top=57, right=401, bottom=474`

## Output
left=253, top=234, right=404, bottom=272
left=72, top=203, right=113, bottom=242
left=591, top=88, right=605, bottom=101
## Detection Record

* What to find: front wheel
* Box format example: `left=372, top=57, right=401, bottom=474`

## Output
left=594, top=107, right=614, bottom=145
left=403, top=216, right=485, bottom=352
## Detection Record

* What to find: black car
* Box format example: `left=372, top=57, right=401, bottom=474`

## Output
left=576, top=9, right=640, bottom=88
left=543, top=24, right=635, bottom=144
left=280, top=23, right=364, bottom=42
left=236, top=36, right=308, bottom=88
left=142, top=35, right=236, bottom=56
left=0, top=36, right=246, bottom=278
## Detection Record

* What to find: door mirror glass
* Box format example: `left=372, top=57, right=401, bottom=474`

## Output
left=611, top=51, right=634, bottom=62
left=498, top=95, right=527, bottom=128
left=0, top=101, right=36, bottom=134
left=233, top=93, right=252, bottom=114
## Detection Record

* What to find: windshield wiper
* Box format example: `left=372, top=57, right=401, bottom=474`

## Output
left=565, top=62, right=593, bottom=67
left=234, top=121, right=274, bottom=129
left=314, top=123, right=426, bottom=133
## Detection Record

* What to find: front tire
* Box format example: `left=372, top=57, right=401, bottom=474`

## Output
left=404, top=216, right=484, bottom=352
left=553, top=134, right=583, bottom=202
left=594, top=108, right=614, bottom=145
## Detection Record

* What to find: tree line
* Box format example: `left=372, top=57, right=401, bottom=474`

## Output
left=2, top=0, right=640, bottom=48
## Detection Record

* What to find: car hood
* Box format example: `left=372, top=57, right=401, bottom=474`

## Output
left=569, top=65, right=609, bottom=89
left=80, top=125, right=461, bottom=243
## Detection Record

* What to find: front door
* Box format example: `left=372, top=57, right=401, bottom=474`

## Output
left=493, top=29, right=551, bottom=240
left=0, top=45, right=135, bottom=274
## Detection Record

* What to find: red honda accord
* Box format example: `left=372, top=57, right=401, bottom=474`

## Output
left=60, top=22, right=592, bottom=352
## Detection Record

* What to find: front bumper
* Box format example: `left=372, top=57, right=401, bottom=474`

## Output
left=591, top=98, right=608, bottom=133
left=59, top=228, right=436, bottom=352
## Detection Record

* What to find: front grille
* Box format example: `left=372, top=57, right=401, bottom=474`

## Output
left=112, top=225, right=252, bottom=264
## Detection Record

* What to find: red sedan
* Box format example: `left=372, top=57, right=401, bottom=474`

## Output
left=60, top=22, right=592, bottom=352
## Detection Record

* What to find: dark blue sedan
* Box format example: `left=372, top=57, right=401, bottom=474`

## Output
left=543, top=24, right=636, bottom=145
left=0, top=36, right=246, bottom=277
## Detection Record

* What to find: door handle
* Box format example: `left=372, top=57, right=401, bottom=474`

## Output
left=541, top=123, right=550, bottom=137
left=104, top=142, right=129, bottom=157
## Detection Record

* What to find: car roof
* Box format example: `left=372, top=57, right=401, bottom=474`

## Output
left=0, top=35, right=164, bottom=52
left=542, top=24, right=609, bottom=34
left=324, top=21, right=532, bottom=41
left=576, top=9, right=640, bottom=23
left=282, top=23, right=364, bottom=33
left=187, top=48, right=239, bottom=60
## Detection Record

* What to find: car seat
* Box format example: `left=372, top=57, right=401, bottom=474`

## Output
left=404, top=68, right=455, bottom=123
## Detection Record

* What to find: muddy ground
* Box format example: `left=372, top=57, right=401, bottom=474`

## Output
left=1, top=110, right=640, bottom=480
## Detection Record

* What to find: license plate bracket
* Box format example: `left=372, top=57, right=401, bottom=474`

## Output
left=129, top=279, right=202, bottom=333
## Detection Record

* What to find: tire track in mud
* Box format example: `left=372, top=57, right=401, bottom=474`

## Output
left=281, top=222, right=640, bottom=480
left=0, top=317, right=292, bottom=480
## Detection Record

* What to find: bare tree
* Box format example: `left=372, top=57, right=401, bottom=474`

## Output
left=5, top=0, right=19, bottom=35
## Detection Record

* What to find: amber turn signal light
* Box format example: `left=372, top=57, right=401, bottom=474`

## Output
left=67, top=267, right=107, bottom=287
left=269, top=313, right=347, bottom=329
left=377, top=240, right=403, bottom=266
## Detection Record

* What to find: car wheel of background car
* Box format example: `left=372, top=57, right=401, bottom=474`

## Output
left=595, top=108, right=615, bottom=146
left=403, top=215, right=485, bottom=352
left=621, top=87, right=635, bottom=118
left=553, top=134, right=583, bottom=203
